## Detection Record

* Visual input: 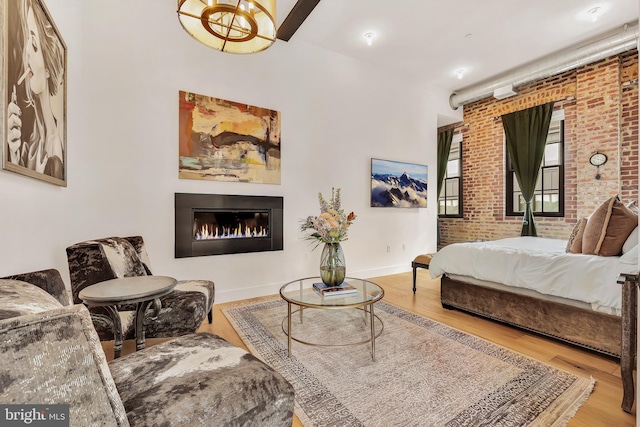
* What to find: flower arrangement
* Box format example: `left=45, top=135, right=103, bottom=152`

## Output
left=300, top=188, right=356, bottom=247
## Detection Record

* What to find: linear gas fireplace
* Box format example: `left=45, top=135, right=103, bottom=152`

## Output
left=175, top=193, right=283, bottom=258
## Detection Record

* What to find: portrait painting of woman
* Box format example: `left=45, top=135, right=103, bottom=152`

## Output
left=3, top=0, right=66, bottom=186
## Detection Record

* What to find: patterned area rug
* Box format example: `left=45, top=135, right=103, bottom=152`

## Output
left=222, top=297, right=595, bottom=427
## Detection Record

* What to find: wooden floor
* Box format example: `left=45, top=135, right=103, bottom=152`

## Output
left=105, top=271, right=635, bottom=427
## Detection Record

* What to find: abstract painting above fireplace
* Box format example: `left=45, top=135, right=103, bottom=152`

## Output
left=178, top=91, right=281, bottom=185
left=175, top=193, right=283, bottom=258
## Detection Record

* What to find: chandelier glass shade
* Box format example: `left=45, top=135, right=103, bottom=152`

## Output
left=178, top=0, right=276, bottom=54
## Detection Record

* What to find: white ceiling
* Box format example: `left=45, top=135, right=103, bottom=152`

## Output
left=276, top=0, right=639, bottom=93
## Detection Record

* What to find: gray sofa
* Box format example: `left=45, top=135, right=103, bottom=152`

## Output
left=0, top=269, right=295, bottom=426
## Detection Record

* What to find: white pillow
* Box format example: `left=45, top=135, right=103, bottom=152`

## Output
left=620, top=244, right=638, bottom=266
left=622, top=227, right=638, bottom=254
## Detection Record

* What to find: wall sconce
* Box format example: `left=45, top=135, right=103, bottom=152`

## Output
left=177, top=0, right=276, bottom=54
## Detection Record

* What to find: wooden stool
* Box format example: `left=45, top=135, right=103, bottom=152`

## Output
left=412, top=254, right=434, bottom=294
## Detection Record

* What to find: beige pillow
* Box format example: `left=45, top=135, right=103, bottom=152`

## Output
left=566, top=217, right=587, bottom=253
left=599, top=200, right=638, bottom=256
left=582, top=196, right=617, bottom=255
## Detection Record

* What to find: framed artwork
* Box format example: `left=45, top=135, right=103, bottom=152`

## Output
left=2, top=0, right=67, bottom=186
left=371, top=158, right=428, bottom=208
left=178, top=91, right=281, bottom=185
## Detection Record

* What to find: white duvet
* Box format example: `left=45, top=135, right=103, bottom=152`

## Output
left=429, top=237, right=638, bottom=313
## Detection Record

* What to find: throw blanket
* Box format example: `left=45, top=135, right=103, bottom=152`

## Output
left=429, top=237, right=637, bottom=313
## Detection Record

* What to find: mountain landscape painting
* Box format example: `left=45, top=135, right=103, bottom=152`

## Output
left=178, top=91, right=281, bottom=184
left=371, top=158, right=428, bottom=208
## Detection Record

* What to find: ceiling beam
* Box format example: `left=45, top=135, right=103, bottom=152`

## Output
left=276, top=0, right=321, bottom=42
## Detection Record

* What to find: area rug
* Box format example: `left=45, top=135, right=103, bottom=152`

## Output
left=222, top=297, right=595, bottom=427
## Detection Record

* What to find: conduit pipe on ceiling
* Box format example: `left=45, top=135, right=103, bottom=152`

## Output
left=449, top=23, right=639, bottom=110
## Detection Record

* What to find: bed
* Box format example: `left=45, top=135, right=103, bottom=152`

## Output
left=428, top=236, right=637, bottom=411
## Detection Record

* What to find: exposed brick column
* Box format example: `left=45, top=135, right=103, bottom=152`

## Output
left=620, top=50, right=639, bottom=204
left=575, top=57, right=621, bottom=218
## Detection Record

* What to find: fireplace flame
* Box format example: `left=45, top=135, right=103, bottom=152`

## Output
left=195, top=223, right=268, bottom=240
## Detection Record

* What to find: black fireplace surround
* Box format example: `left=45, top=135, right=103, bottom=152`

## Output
left=175, top=193, right=283, bottom=258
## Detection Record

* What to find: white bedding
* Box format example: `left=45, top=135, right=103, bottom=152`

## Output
left=429, top=237, right=638, bottom=314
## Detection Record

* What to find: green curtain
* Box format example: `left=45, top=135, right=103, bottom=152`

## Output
left=502, top=102, right=554, bottom=237
left=436, top=129, right=454, bottom=247
left=437, top=129, right=454, bottom=199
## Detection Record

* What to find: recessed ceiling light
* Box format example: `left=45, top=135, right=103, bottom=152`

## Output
left=588, top=6, right=602, bottom=22
left=364, top=32, right=375, bottom=46
left=455, top=68, right=467, bottom=80
left=576, top=4, right=609, bottom=23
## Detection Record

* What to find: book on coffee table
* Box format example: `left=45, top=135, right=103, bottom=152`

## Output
left=312, top=282, right=358, bottom=297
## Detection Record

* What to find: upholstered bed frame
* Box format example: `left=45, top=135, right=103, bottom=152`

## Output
left=440, top=274, right=637, bottom=412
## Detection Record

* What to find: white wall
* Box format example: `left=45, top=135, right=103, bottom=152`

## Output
left=0, top=0, right=455, bottom=302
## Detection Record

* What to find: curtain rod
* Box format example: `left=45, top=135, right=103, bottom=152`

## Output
left=491, top=96, right=576, bottom=121
left=438, top=123, right=469, bottom=132
left=452, top=123, right=469, bottom=130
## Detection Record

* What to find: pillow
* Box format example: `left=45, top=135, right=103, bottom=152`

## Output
left=0, top=280, right=62, bottom=320
left=620, top=244, right=638, bottom=266
left=582, top=196, right=638, bottom=256
left=582, top=196, right=617, bottom=255
left=98, top=237, right=148, bottom=278
left=623, top=227, right=638, bottom=254
left=2, top=269, right=71, bottom=306
left=123, top=236, right=153, bottom=275
left=627, top=200, right=639, bottom=214
left=566, top=217, right=587, bottom=253
left=599, top=199, right=638, bottom=256
left=0, top=305, right=130, bottom=425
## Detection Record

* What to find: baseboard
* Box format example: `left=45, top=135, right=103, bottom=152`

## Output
left=216, top=264, right=411, bottom=304
left=216, top=281, right=283, bottom=304
left=349, top=264, right=410, bottom=279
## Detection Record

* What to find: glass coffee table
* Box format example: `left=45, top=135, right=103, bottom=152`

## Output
left=279, top=277, right=384, bottom=361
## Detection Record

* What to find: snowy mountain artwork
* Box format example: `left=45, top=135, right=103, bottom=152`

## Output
left=371, top=158, right=428, bottom=208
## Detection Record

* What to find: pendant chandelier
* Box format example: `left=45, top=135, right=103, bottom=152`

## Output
left=177, top=0, right=276, bottom=54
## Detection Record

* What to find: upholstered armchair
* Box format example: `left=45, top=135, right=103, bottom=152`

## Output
left=66, top=236, right=214, bottom=341
left=0, top=271, right=295, bottom=426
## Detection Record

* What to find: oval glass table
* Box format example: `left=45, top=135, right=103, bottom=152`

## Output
left=279, top=277, right=385, bottom=361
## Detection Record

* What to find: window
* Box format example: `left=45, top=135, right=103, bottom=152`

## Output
left=506, top=110, right=564, bottom=217
left=438, top=133, right=462, bottom=217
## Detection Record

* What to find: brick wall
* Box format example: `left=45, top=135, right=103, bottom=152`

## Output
left=621, top=50, right=639, bottom=205
left=439, top=50, right=638, bottom=247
